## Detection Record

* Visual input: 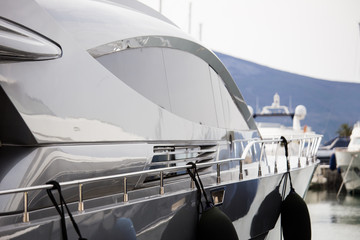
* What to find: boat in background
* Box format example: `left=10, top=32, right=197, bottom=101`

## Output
left=252, top=93, right=315, bottom=138
left=0, top=1, right=321, bottom=239
left=335, top=122, right=360, bottom=193
left=251, top=93, right=317, bottom=157
left=317, top=137, right=350, bottom=165
left=251, top=93, right=326, bottom=186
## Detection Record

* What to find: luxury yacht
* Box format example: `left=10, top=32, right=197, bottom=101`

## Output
left=252, top=93, right=315, bottom=138
left=0, top=1, right=321, bottom=239
left=251, top=93, right=317, bottom=157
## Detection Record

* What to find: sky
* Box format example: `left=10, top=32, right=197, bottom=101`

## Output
left=138, top=0, right=360, bottom=83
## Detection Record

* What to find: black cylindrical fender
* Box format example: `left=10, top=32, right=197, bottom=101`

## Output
left=198, top=207, right=239, bottom=240
left=281, top=189, right=311, bottom=240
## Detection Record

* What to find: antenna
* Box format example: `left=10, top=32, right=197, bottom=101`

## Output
left=358, top=22, right=360, bottom=81
left=199, top=23, right=203, bottom=41
left=159, top=0, right=162, bottom=13
left=188, top=2, right=192, bottom=34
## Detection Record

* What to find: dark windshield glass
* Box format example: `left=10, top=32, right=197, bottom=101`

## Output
left=334, top=138, right=350, bottom=148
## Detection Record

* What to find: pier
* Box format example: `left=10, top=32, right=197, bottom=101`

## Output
left=310, top=164, right=343, bottom=192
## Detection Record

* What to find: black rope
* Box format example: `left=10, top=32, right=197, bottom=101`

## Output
left=276, top=171, right=289, bottom=201
left=278, top=172, right=287, bottom=188
left=287, top=171, right=294, bottom=191
left=186, top=163, right=204, bottom=211
left=279, top=136, right=297, bottom=240
left=279, top=136, right=294, bottom=191
left=280, top=136, right=288, bottom=159
left=186, top=162, right=212, bottom=212
left=46, top=180, right=87, bottom=240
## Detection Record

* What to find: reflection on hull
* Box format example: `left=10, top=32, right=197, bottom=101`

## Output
left=0, top=163, right=317, bottom=240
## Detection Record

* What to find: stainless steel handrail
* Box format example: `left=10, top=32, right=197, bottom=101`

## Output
left=0, top=136, right=322, bottom=196
left=152, top=148, right=216, bottom=156
left=0, top=157, right=242, bottom=196
left=0, top=157, right=244, bottom=223
left=0, top=135, right=322, bottom=223
left=238, top=135, right=322, bottom=143
left=237, top=135, right=322, bottom=174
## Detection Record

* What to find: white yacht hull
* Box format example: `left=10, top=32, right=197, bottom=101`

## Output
left=335, top=149, right=360, bottom=191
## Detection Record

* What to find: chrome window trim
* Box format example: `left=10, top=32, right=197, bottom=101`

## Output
left=88, top=35, right=257, bottom=131
left=0, top=17, right=62, bottom=61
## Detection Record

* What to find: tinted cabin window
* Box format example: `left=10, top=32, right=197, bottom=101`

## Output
left=162, top=48, right=217, bottom=126
left=216, top=71, right=248, bottom=130
left=97, top=48, right=171, bottom=110
left=334, top=139, right=350, bottom=148
left=96, top=47, right=248, bottom=130
left=209, top=67, right=226, bottom=128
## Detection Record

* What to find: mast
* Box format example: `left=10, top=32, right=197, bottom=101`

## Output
left=199, top=23, right=203, bottom=41
left=188, top=2, right=192, bottom=34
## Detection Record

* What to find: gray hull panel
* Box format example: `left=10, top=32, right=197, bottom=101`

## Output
left=0, top=164, right=316, bottom=240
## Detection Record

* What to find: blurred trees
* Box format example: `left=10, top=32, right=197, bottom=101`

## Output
left=336, top=123, right=352, bottom=137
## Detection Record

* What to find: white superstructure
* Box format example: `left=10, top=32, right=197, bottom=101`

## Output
left=253, top=93, right=316, bottom=156
left=335, top=122, right=360, bottom=192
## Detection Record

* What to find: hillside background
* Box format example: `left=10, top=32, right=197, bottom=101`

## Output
left=216, top=52, right=360, bottom=143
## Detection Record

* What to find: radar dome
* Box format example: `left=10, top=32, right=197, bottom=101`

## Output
left=294, top=105, right=307, bottom=120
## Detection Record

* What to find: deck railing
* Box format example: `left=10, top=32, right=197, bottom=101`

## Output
left=0, top=135, right=322, bottom=223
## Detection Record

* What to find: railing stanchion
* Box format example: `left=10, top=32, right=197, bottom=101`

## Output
left=306, top=139, right=311, bottom=164
left=311, top=138, right=318, bottom=163
left=191, top=169, right=195, bottom=189
left=217, top=163, right=221, bottom=184
left=23, top=192, right=29, bottom=223
left=239, top=159, right=243, bottom=180
left=123, top=177, right=128, bottom=202
left=298, top=139, right=302, bottom=167
left=78, top=184, right=84, bottom=212
left=274, top=141, right=279, bottom=170
left=160, top=171, right=165, bottom=195
left=258, top=162, right=262, bottom=177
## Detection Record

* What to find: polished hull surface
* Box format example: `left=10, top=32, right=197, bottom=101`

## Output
left=0, top=163, right=317, bottom=240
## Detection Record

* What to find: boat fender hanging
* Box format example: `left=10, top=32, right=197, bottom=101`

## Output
left=281, top=187, right=311, bottom=240
left=160, top=204, right=197, bottom=240
left=329, top=153, right=337, bottom=171
left=279, top=136, right=311, bottom=240
left=197, top=206, right=238, bottom=240
left=186, top=162, right=238, bottom=240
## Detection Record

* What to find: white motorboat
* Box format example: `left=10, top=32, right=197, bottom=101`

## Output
left=317, top=137, right=350, bottom=165
left=0, top=1, right=321, bottom=239
left=253, top=93, right=315, bottom=138
left=335, top=122, right=360, bottom=192
left=252, top=93, right=317, bottom=158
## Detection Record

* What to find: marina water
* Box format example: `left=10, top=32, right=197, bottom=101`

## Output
left=305, top=190, right=360, bottom=239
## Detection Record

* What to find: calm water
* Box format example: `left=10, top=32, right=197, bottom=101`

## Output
left=305, top=190, right=360, bottom=240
